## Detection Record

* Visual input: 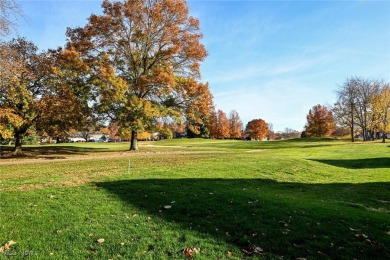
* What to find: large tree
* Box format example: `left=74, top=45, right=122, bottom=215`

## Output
left=353, top=78, right=381, bottom=140
left=335, top=77, right=388, bottom=142
left=67, top=0, right=207, bottom=150
left=0, top=39, right=93, bottom=153
left=0, top=39, right=49, bottom=154
left=335, top=77, right=359, bottom=142
left=37, top=48, right=94, bottom=141
left=245, top=119, right=269, bottom=140
left=175, top=77, right=213, bottom=138
left=305, top=104, right=335, bottom=137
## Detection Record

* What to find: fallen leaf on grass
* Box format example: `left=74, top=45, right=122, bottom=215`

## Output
left=184, top=247, right=193, bottom=258
left=350, top=227, right=360, bottom=231
left=355, top=234, right=383, bottom=250
left=96, top=238, right=105, bottom=244
left=164, top=205, right=172, bottom=209
left=279, top=221, right=289, bottom=227
left=241, top=244, right=264, bottom=256
left=0, top=240, right=17, bottom=253
left=227, top=250, right=233, bottom=256
left=183, top=247, right=200, bottom=258
left=87, top=245, right=97, bottom=254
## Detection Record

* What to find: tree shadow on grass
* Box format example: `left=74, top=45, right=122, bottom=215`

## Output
left=310, top=158, right=390, bottom=169
left=97, top=178, right=390, bottom=259
left=0, top=145, right=110, bottom=159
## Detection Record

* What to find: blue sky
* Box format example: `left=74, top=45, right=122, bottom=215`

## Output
left=9, top=0, right=390, bottom=131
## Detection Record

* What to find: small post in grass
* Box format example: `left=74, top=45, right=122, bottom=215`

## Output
left=128, top=159, right=131, bottom=174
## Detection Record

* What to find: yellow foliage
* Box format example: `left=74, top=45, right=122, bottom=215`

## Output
left=138, top=131, right=152, bottom=140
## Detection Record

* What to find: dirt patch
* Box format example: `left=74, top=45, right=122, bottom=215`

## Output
left=245, top=149, right=267, bottom=153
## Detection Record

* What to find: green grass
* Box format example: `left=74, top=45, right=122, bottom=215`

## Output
left=0, top=139, right=389, bottom=259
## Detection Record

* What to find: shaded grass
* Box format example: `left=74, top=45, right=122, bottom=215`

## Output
left=311, top=158, right=390, bottom=169
left=98, top=178, right=390, bottom=259
left=0, top=139, right=389, bottom=259
left=0, top=141, right=183, bottom=159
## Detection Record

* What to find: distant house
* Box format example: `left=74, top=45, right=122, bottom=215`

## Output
left=88, top=133, right=109, bottom=142
left=68, top=137, right=86, bottom=143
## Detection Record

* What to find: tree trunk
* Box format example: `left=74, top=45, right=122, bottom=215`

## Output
left=363, top=128, right=368, bottom=141
left=383, top=132, right=386, bottom=143
left=14, top=132, right=23, bottom=155
left=350, top=103, right=355, bottom=142
left=129, top=130, right=139, bottom=151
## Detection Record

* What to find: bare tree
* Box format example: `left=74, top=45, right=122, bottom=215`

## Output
left=335, top=78, right=359, bottom=142
left=335, top=77, right=386, bottom=142
left=0, top=0, right=22, bottom=36
left=353, top=78, right=381, bottom=141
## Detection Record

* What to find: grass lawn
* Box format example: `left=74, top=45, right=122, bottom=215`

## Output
left=0, top=139, right=389, bottom=259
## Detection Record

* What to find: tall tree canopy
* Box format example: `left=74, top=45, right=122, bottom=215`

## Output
left=37, top=47, right=94, bottom=139
left=245, top=119, right=269, bottom=140
left=0, top=39, right=48, bottom=154
left=0, top=39, right=94, bottom=154
left=305, top=104, right=335, bottom=137
left=67, top=0, right=208, bottom=150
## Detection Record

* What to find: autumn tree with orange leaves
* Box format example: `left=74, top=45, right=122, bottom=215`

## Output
left=0, top=39, right=50, bottom=154
left=245, top=119, right=269, bottom=140
left=176, top=77, right=213, bottom=138
left=36, top=47, right=94, bottom=141
left=208, top=109, right=230, bottom=139
left=67, top=0, right=208, bottom=150
left=305, top=104, right=335, bottom=137
left=0, top=39, right=94, bottom=154
left=216, top=110, right=230, bottom=139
